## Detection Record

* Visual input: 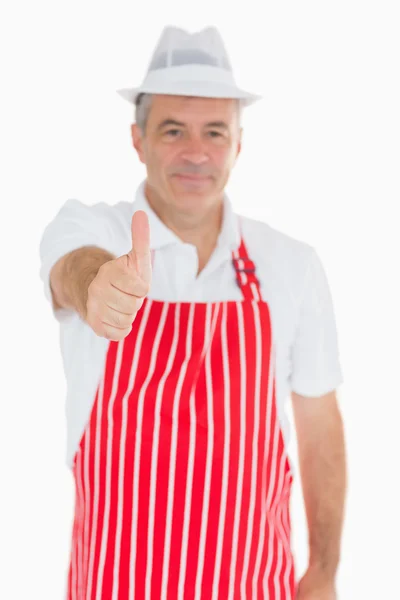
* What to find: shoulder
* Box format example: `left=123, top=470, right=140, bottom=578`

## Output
left=39, top=197, right=135, bottom=264
left=55, top=198, right=133, bottom=249
left=56, top=197, right=132, bottom=225
left=239, top=213, right=314, bottom=284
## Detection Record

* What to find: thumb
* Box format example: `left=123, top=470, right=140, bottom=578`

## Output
left=129, top=210, right=151, bottom=283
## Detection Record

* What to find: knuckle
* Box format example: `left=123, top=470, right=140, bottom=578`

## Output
left=101, top=324, right=121, bottom=342
left=129, top=272, right=141, bottom=288
left=135, top=297, right=144, bottom=311
left=94, top=312, right=133, bottom=341
left=112, top=270, right=134, bottom=294
left=111, top=311, right=124, bottom=328
left=113, top=312, right=131, bottom=329
left=140, top=281, right=151, bottom=296
left=128, top=296, right=141, bottom=314
left=100, top=258, right=115, bottom=273
left=132, top=279, right=149, bottom=299
left=91, top=321, right=106, bottom=338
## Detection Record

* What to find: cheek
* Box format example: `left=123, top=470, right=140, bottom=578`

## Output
left=148, top=147, right=176, bottom=172
left=212, top=147, right=236, bottom=173
left=144, top=147, right=167, bottom=178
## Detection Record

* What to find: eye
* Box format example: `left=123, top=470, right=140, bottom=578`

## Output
left=164, top=129, right=182, bottom=138
left=207, top=130, right=223, bottom=138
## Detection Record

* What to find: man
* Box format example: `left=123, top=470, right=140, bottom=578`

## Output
left=39, top=25, right=346, bottom=600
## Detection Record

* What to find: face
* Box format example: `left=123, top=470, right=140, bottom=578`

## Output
left=131, top=95, right=242, bottom=216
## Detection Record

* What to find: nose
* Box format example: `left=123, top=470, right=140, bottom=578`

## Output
left=180, top=138, right=209, bottom=165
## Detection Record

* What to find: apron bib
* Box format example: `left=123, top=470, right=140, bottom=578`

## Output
left=67, top=236, right=296, bottom=599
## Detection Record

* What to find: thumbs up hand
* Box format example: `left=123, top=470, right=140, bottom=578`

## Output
left=85, top=210, right=152, bottom=340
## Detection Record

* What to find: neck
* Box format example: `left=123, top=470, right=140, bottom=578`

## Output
left=145, top=183, right=224, bottom=273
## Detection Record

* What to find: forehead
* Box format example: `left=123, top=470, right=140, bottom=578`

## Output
left=148, top=94, right=238, bottom=126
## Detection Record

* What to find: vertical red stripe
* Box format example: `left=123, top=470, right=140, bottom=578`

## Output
left=182, top=304, right=211, bottom=598
left=112, top=305, right=149, bottom=600
left=166, top=304, right=199, bottom=597
left=200, top=302, right=226, bottom=598
left=133, top=303, right=169, bottom=599
left=151, top=303, right=193, bottom=599
left=217, top=302, right=242, bottom=595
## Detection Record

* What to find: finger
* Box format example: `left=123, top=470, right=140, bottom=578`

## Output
left=130, top=210, right=151, bottom=283
left=100, top=322, right=132, bottom=341
left=105, top=282, right=145, bottom=313
left=110, top=275, right=149, bottom=298
left=101, top=309, right=133, bottom=330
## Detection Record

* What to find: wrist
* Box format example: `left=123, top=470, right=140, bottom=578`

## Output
left=77, top=269, right=98, bottom=321
left=306, top=559, right=338, bottom=585
left=66, top=247, right=113, bottom=320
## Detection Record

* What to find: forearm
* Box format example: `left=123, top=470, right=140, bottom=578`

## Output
left=49, top=245, right=116, bottom=320
left=299, top=407, right=347, bottom=579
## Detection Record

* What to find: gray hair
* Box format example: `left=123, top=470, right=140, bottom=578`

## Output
left=135, top=93, right=154, bottom=132
left=134, top=93, right=243, bottom=134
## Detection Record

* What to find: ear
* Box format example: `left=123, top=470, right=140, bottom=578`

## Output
left=131, top=123, right=146, bottom=164
left=236, top=127, right=243, bottom=159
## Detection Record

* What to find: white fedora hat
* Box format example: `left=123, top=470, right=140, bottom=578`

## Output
left=116, top=25, right=262, bottom=108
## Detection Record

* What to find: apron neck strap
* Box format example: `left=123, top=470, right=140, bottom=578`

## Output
left=231, top=230, right=263, bottom=301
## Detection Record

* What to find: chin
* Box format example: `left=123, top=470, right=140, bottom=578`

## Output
left=170, top=193, right=206, bottom=213
left=170, top=177, right=217, bottom=206
left=173, top=189, right=217, bottom=210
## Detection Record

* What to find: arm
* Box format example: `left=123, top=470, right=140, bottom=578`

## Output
left=49, top=246, right=116, bottom=320
left=39, top=198, right=120, bottom=322
left=292, top=389, right=347, bottom=597
left=49, top=211, right=151, bottom=341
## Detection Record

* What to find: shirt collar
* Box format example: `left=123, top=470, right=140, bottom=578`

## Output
left=131, top=179, right=241, bottom=252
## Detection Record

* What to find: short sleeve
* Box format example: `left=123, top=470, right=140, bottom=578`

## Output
left=289, top=247, right=344, bottom=397
left=38, top=199, right=118, bottom=323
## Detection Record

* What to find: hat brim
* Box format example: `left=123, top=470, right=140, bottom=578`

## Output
left=116, top=81, right=262, bottom=107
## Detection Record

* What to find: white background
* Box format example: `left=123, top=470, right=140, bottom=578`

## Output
left=1, top=1, right=399, bottom=598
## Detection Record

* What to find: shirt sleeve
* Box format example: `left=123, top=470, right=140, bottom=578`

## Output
left=38, top=199, right=118, bottom=323
left=289, top=247, right=344, bottom=397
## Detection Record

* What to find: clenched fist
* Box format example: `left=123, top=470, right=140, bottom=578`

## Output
left=85, top=210, right=152, bottom=341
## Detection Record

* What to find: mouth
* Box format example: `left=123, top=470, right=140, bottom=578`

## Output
left=173, top=173, right=211, bottom=181
left=172, top=174, right=212, bottom=189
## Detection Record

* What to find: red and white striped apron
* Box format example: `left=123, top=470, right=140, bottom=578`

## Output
left=67, top=235, right=296, bottom=599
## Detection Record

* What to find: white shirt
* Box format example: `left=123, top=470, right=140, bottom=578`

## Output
left=39, top=180, right=344, bottom=468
